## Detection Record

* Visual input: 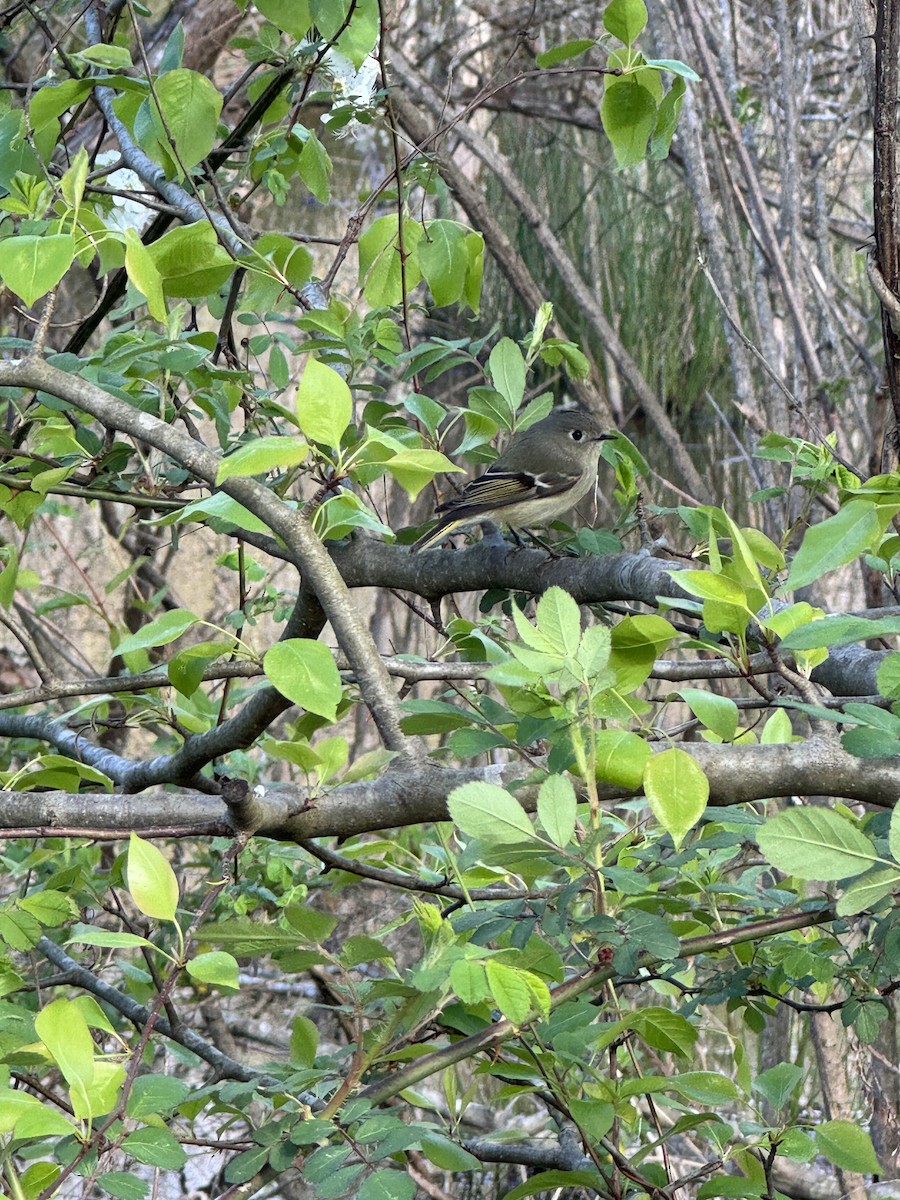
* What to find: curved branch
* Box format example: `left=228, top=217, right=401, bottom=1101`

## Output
left=37, top=937, right=270, bottom=1084
left=358, top=905, right=836, bottom=1107
left=0, top=356, right=411, bottom=760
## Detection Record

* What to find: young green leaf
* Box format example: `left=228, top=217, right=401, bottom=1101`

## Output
left=216, top=435, right=309, bottom=482
left=295, top=357, right=353, bottom=449
left=447, top=781, right=536, bottom=843
left=115, top=609, right=198, bottom=656
left=757, top=808, right=879, bottom=881
left=0, top=233, right=76, bottom=306
left=785, top=500, right=883, bottom=591
left=186, top=951, right=240, bottom=992
left=644, top=749, right=708, bottom=847
left=264, top=638, right=342, bottom=720
left=536, top=774, right=577, bottom=847
left=127, top=833, right=179, bottom=923
left=603, top=0, right=648, bottom=44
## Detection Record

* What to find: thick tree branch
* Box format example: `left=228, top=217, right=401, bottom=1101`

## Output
left=2, top=735, right=899, bottom=840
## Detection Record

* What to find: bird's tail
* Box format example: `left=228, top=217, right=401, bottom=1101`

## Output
left=408, top=516, right=466, bottom=554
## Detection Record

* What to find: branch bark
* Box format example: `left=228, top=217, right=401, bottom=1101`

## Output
left=2, top=735, right=898, bottom=840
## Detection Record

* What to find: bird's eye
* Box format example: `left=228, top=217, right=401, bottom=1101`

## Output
left=571, top=429, right=584, bottom=441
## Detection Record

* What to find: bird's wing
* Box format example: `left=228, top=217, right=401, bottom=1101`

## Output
left=435, top=469, right=577, bottom=515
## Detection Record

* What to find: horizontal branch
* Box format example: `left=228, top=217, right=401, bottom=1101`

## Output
left=330, top=538, right=884, bottom=697
left=1, top=735, right=897, bottom=841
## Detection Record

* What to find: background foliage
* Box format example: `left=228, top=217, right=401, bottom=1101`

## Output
left=0, top=2, right=897, bottom=1199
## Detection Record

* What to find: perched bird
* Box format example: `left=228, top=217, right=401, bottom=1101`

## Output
left=410, top=408, right=613, bottom=553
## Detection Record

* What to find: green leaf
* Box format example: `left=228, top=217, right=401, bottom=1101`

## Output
left=216, top=435, right=309, bottom=482
left=644, top=749, right=708, bottom=847
left=168, top=640, right=232, bottom=698
left=537, top=774, right=577, bottom=847
left=256, top=0, right=311, bottom=37
left=341, top=934, right=394, bottom=966
left=645, top=57, right=701, bottom=81
left=463, top=231, right=484, bottom=312
left=447, top=781, right=537, bottom=843
left=77, top=43, right=134, bottom=69
left=877, top=652, right=900, bottom=698
left=356, top=1169, right=416, bottom=1200
left=535, top=39, right=596, bottom=67
left=836, top=867, right=900, bottom=916
left=127, top=1075, right=190, bottom=1119
left=0, top=234, right=76, bottom=307
left=18, top=889, right=76, bottom=927
left=60, top=144, right=89, bottom=216
left=752, top=1063, right=802, bottom=1111
left=122, top=1126, right=188, bottom=1170
left=298, top=130, right=332, bottom=202
left=680, top=688, right=739, bottom=741
left=757, top=808, right=879, bottom=881
left=358, top=214, right=423, bottom=306
left=594, top=729, right=651, bottom=789
left=669, top=1072, right=741, bottom=1105
left=0, top=1087, right=75, bottom=1137
left=760, top=709, right=794, bottom=745
left=0, top=546, right=17, bottom=609
left=781, top=613, right=900, bottom=652
left=501, top=1171, right=607, bottom=1200
left=601, top=77, right=657, bottom=167
left=166, top=491, right=272, bottom=535
left=488, top=337, right=526, bottom=414
left=676, top=569, right=750, bottom=607
left=310, top=0, right=379, bottom=67
left=419, top=219, right=468, bottom=307
left=650, top=75, right=686, bottom=160
left=629, top=1007, right=697, bottom=1056
left=30, top=79, right=95, bottom=133
left=450, top=959, right=489, bottom=1005
left=147, top=221, right=234, bottom=298
left=223, top=1144, right=271, bottom=1185
left=34, top=997, right=94, bottom=1094
left=115, top=608, right=198, bottom=656
left=535, top=586, right=582, bottom=658
left=95, top=1172, right=149, bottom=1200
left=485, top=961, right=548, bottom=1023
left=786, top=500, right=882, bottom=591
left=264, top=638, right=342, bottom=720
left=295, top=357, right=353, bottom=449
left=418, top=1135, right=480, bottom=1172
left=603, top=0, right=648, bottom=44
left=814, top=1120, right=880, bottom=1173
left=127, top=833, right=179, bottom=922
left=186, top=951, right=240, bottom=992
left=150, top=69, right=223, bottom=169
left=290, top=1014, right=319, bottom=1067
left=382, top=448, right=461, bottom=500
left=124, top=228, right=167, bottom=321
left=609, top=614, right=675, bottom=691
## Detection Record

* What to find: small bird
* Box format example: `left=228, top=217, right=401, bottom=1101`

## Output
left=410, top=408, right=614, bottom=553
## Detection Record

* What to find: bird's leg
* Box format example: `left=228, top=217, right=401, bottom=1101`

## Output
left=478, top=520, right=507, bottom=549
